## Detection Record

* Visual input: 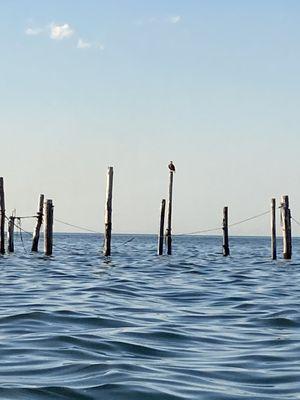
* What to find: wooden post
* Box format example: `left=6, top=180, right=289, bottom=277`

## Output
left=222, top=206, right=230, bottom=256
left=7, top=216, right=15, bottom=253
left=32, top=194, right=45, bottom=252
left=281, top=195, right=292, bottom=260
left=0, top=178, right=5, bottom=255
left=103, top=167, right=113, bottom=256
left=166, top=171, right=174, bottom=255
left=44, top=199, right=54, bottom=256
left=158, top=199, right=166, bottom=255
left=271, top=198, right=277, bottom=260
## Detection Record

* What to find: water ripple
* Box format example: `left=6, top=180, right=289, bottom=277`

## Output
left=0, top=234, right=299, bottom=399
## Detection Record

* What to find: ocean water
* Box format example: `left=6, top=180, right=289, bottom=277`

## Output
left=0, top=234, right=300, bottom=400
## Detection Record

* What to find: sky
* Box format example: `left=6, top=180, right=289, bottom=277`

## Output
left=1, top=0, right=300, bottom=235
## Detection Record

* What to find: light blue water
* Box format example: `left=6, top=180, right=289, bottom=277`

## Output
left=0, top=234, right=299, bottom=399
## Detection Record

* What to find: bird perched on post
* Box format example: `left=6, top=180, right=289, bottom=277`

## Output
left=168, top=161, right=176, bottom=172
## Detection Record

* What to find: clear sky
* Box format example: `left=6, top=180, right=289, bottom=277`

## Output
left=1, top=0, right=300, bottom=235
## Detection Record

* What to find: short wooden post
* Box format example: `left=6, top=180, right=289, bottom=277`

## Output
left=158, top=199, right=166, bottom=255
left=0, top=178, right=5, bottom=255
left=271, top=198, right=277, bottom=260
left=222, top=206, right=230, bottom=256
left=166, top=171, right=174, bottom=255
left=32, top=194, right=44, bottom=252
left=7, top=216, right=15, bottom=253
left=103, top=167, right=113, bottom=256
left=44, top=199, right=54, bottom=256
left=281, top=195, right=292, bottom=260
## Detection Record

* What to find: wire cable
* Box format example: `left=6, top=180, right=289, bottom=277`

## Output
left=54, top=218, right=100, bottom=234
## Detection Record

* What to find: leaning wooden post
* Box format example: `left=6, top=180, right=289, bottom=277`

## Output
left=166, top=171, right=174, bottom=255
left=281, top=195, right=292, bottom=260
left=32, top=194, right=45, bottom=252
left=271, top=198, right=277, bottom=260
left=158, top=199, right=166, bottom=255
left=44, top=199, right=54, bottom=256
left=7, top=216, right=15, bottom=253
left=222, top=206, right=230, bottom=256
left=103, top=167, right=113, bottom=256
left=0, top=178, right=5, bottom=255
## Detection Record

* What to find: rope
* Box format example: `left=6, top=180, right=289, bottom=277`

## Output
left=54, top=218, right=99, bottom=234
left=4, top=216, right=32, bottom=236
left=176, top=210, right=270, bottom=236
left=228, top=210, right=270, bottom=228
left=291, top=216, right=300, bottom=227
left=15, top=215, right=37, bottom=219
left=16, top=218, right=28, bottom=253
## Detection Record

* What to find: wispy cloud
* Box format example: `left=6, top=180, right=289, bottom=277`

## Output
left=169, top=15, right=181, bottom=24
left=77, top=39, right=105, bottom=51
left=25, top=27, right=43, bottom=36
left=77, top=38, right=92, bottom=49
left=50, top=23, right=74, bottom=40
left=25, top=22, right=104, bottom=51
left=135, top=15, right=182, bottom=26
left=96, top=43, right=105, bottom=51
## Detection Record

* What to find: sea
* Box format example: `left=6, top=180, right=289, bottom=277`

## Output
left=0, top=234, right=300, bottom=400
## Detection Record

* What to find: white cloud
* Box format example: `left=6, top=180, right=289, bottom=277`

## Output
left=50, top=23, right=74, bottom=40
left=25, top=27, right=43, bottom=36
left=169, top=15, right=181, bottom=24
left=77, top=38, right=92, bottom=49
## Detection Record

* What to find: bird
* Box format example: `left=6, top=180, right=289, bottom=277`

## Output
left=168, top=161, right=176, bottom=172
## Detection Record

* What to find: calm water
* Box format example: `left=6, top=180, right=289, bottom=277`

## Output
left=0, top=234, right=300, bottom=400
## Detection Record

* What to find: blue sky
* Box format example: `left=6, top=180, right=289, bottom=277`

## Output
left=1, top=1, right=300, bottom=235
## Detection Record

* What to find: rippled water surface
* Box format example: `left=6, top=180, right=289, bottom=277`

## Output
left=1, top=234, right=300, bottom=399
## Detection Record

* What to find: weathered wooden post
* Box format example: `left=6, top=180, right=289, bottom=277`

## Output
left=166, top=170, right=174, bottom=255
left=32, top=194, right=44, bottom=252
left=158, top=199, right=166, bottom=255
left=103, top=167, right=113, bottom=256
left=281, top=195, right=292, bottom=260
left=7, top=216, right=15, bottom=253
left=222, top=206, right=230, bottom=256
left=44, top=199, right=54, bottom=256
left=0, top=177, right=5, bottom=255
left=271, top=198, right=277, bottom=260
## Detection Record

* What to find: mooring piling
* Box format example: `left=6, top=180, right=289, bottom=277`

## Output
left=32, top=194, right=45, bottom=252
left=7, top=216, right=15, bottom=253
left=271, top=198, right=277, bottom=260
left=222, top=206, right=230, bottom=256
left=103, top=167, right=113, bottom=256
left=0, top=178, right=5, bottom=255
left=158, top=199, right=166, bottom=255
left=44, top=199, right=54, bottom=256
left=281, top=195, right=292, bottom=260
left=166, top=170, right=174, bottom=255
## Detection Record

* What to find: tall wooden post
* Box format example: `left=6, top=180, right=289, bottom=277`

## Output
left=166, top=171, right=174, bottom=255
left=32, top=194, right=44, bottom=252
left=103, top=167, right=113, bottom=256
left=7, top=216, right=15, bottom=253
left=158, top=199, right=166, bottom=255
left=44, top=199, right=54, bottom=256
left=271, top=198, right=277, bottom=260
left=0, top=177, right=5, bottom=255
left=281, top=195, right=292, bottom=260
left=222, top=206, right=230, bottom=256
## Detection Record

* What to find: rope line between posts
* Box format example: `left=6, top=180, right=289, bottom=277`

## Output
left=54, top=218, right=100, bottom=234
left=176, top=210, right=270, bottom=236
left=291, top=216, right=300, bottom=227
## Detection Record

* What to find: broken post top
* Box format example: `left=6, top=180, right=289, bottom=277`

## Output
left=281, top=195, right=289, bottom=208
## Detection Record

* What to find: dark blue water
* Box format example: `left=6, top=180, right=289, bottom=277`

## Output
left=0, top=234, right=300, bottom=399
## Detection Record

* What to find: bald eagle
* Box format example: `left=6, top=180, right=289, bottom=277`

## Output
left=168, top=161, right=176, bottom=172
